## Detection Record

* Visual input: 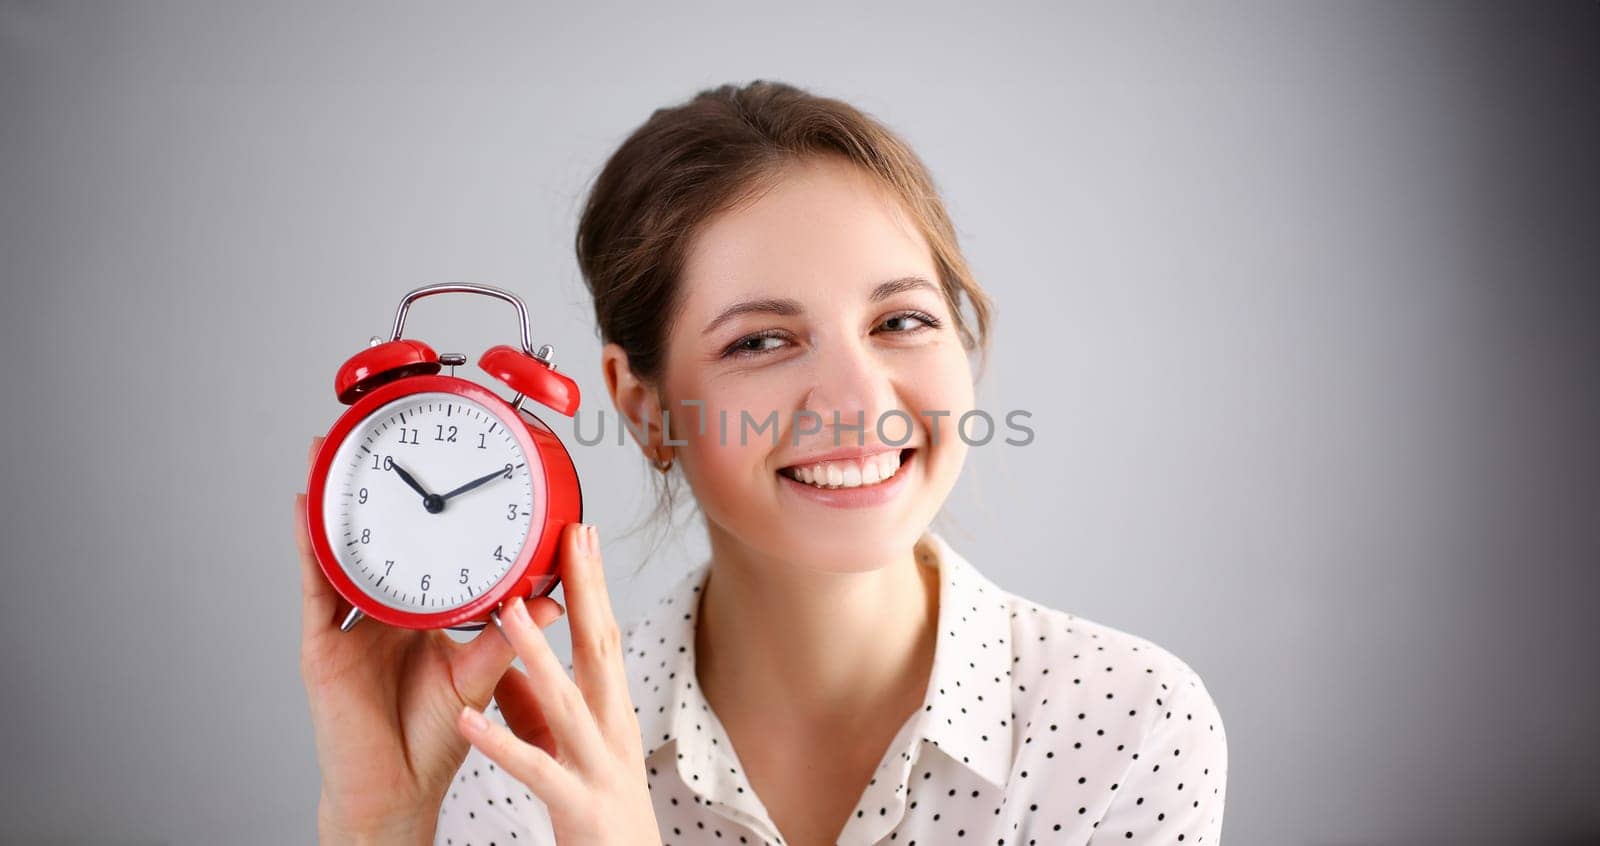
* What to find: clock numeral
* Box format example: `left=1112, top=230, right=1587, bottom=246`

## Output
left=357, top=487, right=369, bottom=504
left=397, top=427, right=420, bottom=446
left=501, top=463, right=514, bottom=480
left=435, top=424, right=458, bottom=443
left=420, top=573, right=431, bottom=591
left=371, top=454, right=394, bottom=471
left=506, top=503, right=519, bottom=521
left=360, top=528, right=371, bottom=544
left=477, top=432, right=488, bottom=450
left=385, top=560, right=396, bottom=576
left=458, top=568, right=470, bottom=584
left=492, top=545, right=506, bottom=561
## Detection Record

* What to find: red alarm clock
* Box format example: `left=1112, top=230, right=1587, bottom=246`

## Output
left=305, top=283, right=583, bottom=632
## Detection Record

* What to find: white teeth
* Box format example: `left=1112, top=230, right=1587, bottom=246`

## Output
left=862, top=460, right=882, bottom=485
left=783, top=450, right=907, bottom=490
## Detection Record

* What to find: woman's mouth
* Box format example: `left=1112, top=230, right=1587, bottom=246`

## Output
left=778, top=447, right=915, bottom=490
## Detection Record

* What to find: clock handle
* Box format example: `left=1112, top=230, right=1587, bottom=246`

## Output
left=388, top=282, right=567, bottom=416
left=389, top=282, right=538, bottom=357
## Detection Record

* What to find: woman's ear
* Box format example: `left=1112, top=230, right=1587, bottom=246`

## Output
left=601, top=342, right=663, bottom=460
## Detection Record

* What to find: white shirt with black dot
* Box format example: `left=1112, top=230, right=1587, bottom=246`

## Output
left=435, top=530, right=1228, bottom=845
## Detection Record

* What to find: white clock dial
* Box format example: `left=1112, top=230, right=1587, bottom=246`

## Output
left=320, top=391, right=538, bottom=613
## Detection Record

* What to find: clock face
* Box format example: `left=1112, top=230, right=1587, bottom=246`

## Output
left=320, top=391, right=537, bottom=613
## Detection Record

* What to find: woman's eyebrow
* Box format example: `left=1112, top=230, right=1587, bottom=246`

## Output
left=700, top=275, right=937, bottom=337
left=871, top=275, right=938, bottom=302
left=701, top=297, right=802, bottom=336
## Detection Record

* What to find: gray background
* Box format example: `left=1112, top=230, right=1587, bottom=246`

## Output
left=2, top=2, right=1596, bottom=844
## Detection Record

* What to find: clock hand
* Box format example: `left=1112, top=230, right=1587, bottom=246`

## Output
left=441, top=464, right=515, bottom=502
left=389, top=460, right=445, bottom=513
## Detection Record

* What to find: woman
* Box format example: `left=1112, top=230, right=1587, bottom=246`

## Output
left=295, top=80, right=1227, bottom=846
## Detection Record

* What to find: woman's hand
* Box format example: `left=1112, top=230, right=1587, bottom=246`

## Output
left=295, top=435, right=568, bottom=843
left=456, top=521, right=663, bottom=845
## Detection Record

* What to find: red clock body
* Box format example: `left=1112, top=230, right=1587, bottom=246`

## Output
left=306, top=285, right=584, bottom=631
left=303, top=282, right=585, bottom=632
left=306, top=373, right=582, bottom=630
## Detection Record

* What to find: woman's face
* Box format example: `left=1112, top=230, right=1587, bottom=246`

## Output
left=652, top=154, right=975, bottom=572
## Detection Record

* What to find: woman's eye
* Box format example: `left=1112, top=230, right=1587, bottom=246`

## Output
left=723, top=332, right=787, bottom=358
left=722, top=311, right=941, bottom=360
left=878, top=310, right=941, bottom=334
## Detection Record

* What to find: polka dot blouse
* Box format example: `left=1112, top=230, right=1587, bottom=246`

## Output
left=435, top=530, right=1228, bottom=844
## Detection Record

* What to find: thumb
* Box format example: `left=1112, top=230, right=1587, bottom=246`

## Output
left=449, top=595, right=566, bottom=708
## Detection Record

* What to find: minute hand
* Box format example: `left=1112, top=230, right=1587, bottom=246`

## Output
left=440, top=465, right=512, bottom=501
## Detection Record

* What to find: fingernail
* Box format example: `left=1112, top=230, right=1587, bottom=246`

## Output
left=588, top=523, right=600, bottom=552
left=576, top=522, right=593, bottom=556
left=505, top=596, right=529, bottom=625
left=460, top=706, right=488, bottom=732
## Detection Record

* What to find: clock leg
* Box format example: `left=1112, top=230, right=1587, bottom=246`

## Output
left=339, top=607, right=365, bottom=632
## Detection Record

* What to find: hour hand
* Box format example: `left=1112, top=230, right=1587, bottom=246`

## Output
left=389, top=460, right=434, bottom=500
left=441, top=464, right=513, bottom=502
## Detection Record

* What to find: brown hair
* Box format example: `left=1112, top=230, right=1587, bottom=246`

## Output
left=574, top=79, right=996, bottom=566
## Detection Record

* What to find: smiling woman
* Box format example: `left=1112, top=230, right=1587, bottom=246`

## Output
left=420, top=79, right=1228, bottom=845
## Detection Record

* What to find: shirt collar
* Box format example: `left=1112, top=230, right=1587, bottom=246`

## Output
left=912, top=530, right=1016, bottom=788
left=621, top=529, right=1016, bottom=790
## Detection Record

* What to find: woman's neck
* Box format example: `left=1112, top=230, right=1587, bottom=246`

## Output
left=693, top=525, right=941, bottom=733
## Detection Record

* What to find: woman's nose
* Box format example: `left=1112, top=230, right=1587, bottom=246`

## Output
left=799, top=338, right=901, bottom=445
